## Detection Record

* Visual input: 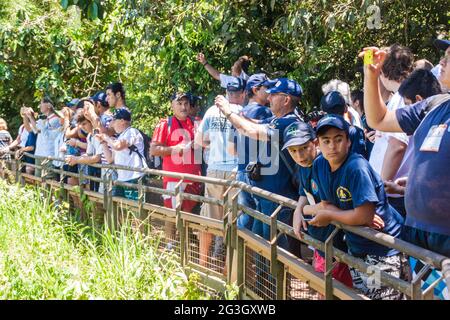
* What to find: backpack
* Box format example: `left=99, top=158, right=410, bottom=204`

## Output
left=128, top=129, right=156, bottom=169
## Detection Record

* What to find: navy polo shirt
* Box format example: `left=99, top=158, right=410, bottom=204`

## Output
left=233, top=102, right=273, bottom=172
left=298, top=156, right=344, bottom=254
left=396, top=97, right=450, bottom=236
left=313, top=153, right=404, bottom=257
left=248, top=112, right=301, bottom=200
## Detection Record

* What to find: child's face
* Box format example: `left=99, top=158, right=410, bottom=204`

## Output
left=317, top=127, right=351, bottom=166
left=287, top=140, right=317, bottom=167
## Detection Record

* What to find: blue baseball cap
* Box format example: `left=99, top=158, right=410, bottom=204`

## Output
left=91, top=91, right=109, bottom=107
left=226, top=77, right=245, bottom=92
left=65, top=98, right=80, bottom=108
left=245, top=73, right=270, bottom=92
left=320, top=91, right=346, bottom=115
left=112, top=108, right=131, bottom=121
left=316, top=114, right=349, bottom=136
left=282, top=121, right=316, bottom=150
left=434, top=39, right=450, bottom=51
left=265, top=78, right=303, bottom=97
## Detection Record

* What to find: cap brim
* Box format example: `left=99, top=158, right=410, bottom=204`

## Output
left=316, top=123, right=347, bottom=135
left=434, top=39, right=450, bottom=51
left=282, top=136, right=313, bottom=150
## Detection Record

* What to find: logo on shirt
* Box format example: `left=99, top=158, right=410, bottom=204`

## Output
left=311, top=179, right=319, bottom=194
left=336, top=186, right=352, bottom=202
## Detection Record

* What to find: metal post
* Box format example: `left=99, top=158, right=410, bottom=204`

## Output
left=174, top=180, right=185, bottom=265
left=79, top=166, right=85, bottom=220
left=269, top=205, right=283, bottom=275
left=324, top=228, right=339, bottom=300
left=411, top=264, right=431, bottom=300
left=237, top=236, right=245, bottom=299
left=138, top=176, right=144, bottom=220
left=227, top=192, right=240, bottom=284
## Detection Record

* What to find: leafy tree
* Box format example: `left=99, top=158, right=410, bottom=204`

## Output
left=1, top=0, right=448, bottom=135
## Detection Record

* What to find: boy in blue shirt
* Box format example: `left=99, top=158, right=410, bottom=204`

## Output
left=283, top=121, right=353, bottom=288
left=304, top=115, right=404, bottom=300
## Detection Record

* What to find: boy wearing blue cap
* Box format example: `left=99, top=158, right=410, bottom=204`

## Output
left=283, top=121, right=353, bottom=288
left=304, top=114, right=404, bottom=299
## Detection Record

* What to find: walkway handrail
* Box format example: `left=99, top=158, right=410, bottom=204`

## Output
left=4, top=152, right=450, bottom=299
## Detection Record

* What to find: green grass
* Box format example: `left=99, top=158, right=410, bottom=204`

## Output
left=0, top=179, right=216, bottom=299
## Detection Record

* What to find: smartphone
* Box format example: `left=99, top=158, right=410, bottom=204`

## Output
left=303, top=216, right=313, bottom=222
left=364, top=49, right=374, bottom=65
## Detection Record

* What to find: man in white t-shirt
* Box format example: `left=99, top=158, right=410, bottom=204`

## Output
left=97, top=108, right=145, bottom=200
left=194, top=76, right=245, bottom=268
left=368, top=44, right=414, bottom=216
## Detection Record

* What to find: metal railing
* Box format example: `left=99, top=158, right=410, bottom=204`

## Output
left=1, top=152, right=449, bottom=300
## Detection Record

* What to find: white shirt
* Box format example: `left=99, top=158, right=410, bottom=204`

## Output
left=18, top=125, right=30, bottom=148
left=369, top=92, right=409, bottom=174
left=34, top=114, right=62, bottom=157
left=112, top=127, right=145, bottom=181
left=347, top=106, right=363, bottom=129
left=53, top=130, right=65, bottom=167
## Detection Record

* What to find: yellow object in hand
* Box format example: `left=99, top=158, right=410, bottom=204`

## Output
left=364, top=49, right=374, bottom=65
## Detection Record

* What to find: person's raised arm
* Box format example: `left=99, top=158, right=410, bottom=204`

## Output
left=197, top=53, right=220, bottom=81
left=215, top=95, right=269, bottom=141
left=359, top=47, right=403, bottom=132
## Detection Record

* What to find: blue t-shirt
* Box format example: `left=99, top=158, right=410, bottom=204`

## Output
left=233, top=102, right=273, bottom=172
left=198, top=104, right=242, bottom=172
left=349, top=125, right=368, bottom=159
left=313, top=153, right=404, bottom=257
left=24, top=131, right=37, bottom=164
left=248, top=112, right=301, bottom=200
left=396, top=96, right=450, bottom=236
left=297, top=157, right=346, bottom=255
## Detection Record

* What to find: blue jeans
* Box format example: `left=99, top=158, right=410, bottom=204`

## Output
left=251, top=195, right=292, bottom=251
left=236, top=171, right=257, bottom=230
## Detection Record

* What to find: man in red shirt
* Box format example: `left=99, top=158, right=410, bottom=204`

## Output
left=151, top=92, right=202, bottom=247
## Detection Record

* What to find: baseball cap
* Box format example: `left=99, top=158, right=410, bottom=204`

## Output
left=316, top=114, right=349, bottom=136
left=282, top=121, right=316, bottom=150
left=265, top=78, right=302, bottom=97
left=170, top=92, right=190, bottom=101
left=112, top=108, right=131, bottom=121
left=91, top=91, right=109, bottom=107
left=320, top=91, right=346, bottom=115
left=433, top=39, right=450, bottom=51
left=226, top=77, right=245, bottom=92
left=65, top=98, right=80, bottom=108
left=245, top=73, right=270, bottom=92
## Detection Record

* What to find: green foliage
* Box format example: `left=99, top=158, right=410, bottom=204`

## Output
left=0, top=180, right=212, bottom=299
left=0, top=0, right=449, bottom=135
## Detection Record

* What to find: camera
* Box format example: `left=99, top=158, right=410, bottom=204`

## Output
left=245, top=161, right=262, bottom=181
left=38, top=114, right=47, bottom=120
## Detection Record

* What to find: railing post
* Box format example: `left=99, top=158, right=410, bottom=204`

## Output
left=226, top=190, right=240, bottom=284
left=411, top=264, right=431, bottom=300
left=174, top=180, right=185, bottom=266
left=79, top=166, right=85, bottom=220
left=324, top=228, right=339, bottom=300
left=138, top=176, right=145, bottom=220
left=106, top=171, right=115, bottom=231
left=269, top=205, right=283, bottom=275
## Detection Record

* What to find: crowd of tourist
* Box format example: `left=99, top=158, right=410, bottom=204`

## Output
left=0, top=38, right=449, bottom=300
